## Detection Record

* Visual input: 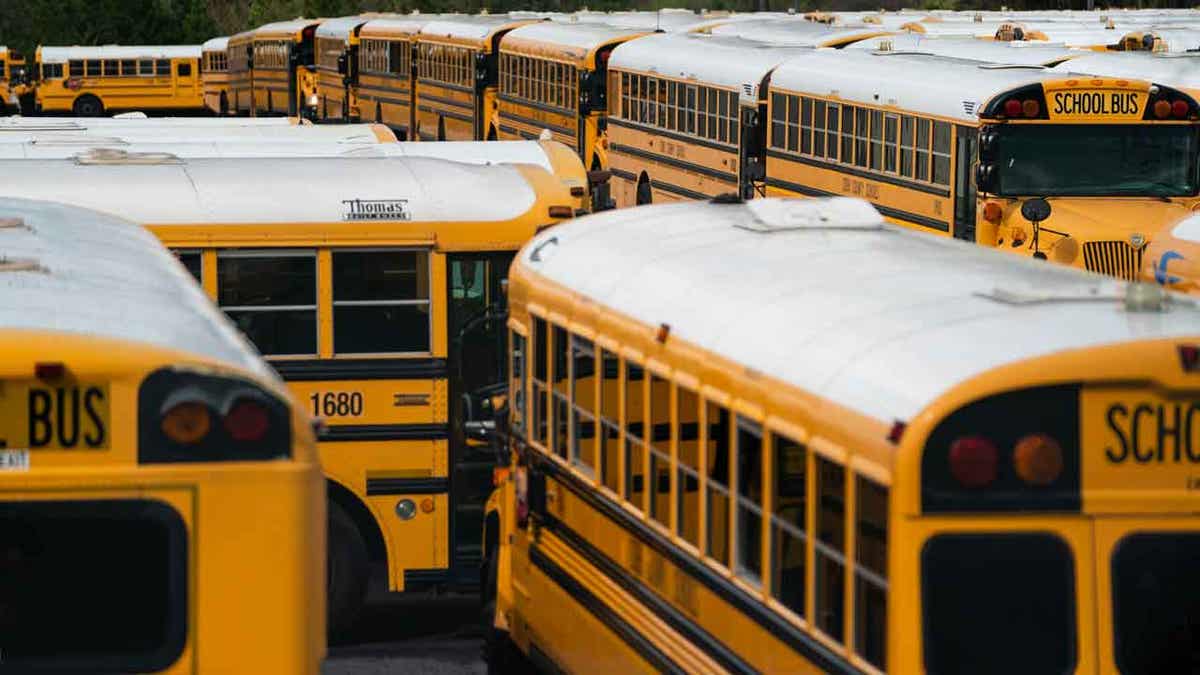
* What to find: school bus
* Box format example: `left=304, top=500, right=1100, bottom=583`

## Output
left=414, top=16, right=540, bottom=141
left=498, top=22, right=647, bottom=208
left=315, top=16, right=375, bottom=122
left=1142, top=212, right=1200, bottom=295
left=201, top=37, right=230, bottom=116
left=483, top=195, right=1200, bottom=675
left=1050, top=51, right=1200, bottom=100
left=356, top=16, right=442, bottom=139
left=252, top=19, right=321, bottom=119
left=605, top=33, right=808, bottom=206
left=1, top=46, right=29, bottom=114
left=34, top=45, right=203, bottom=116
left=0, top=153, right=579, bottom=636
left=763, top=50, right=1200, bottom=280
left=0, top=196, right=324, bottom=673
left=227, top=30, right=255, bottom=116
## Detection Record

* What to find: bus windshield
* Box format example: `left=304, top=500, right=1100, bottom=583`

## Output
left=994, top=124, right=1199, bottom=198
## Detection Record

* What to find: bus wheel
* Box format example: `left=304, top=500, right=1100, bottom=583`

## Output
left=636, top=173, right=653, bottom=206
left=327, top=500, right=368, bottom=640
left=72, top=95, right=104, bottom=117
left=482, top=553, right=527, bottom=674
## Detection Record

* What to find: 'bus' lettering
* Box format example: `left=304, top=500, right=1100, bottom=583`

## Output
left=25, top=386, right=107, bottom=449
left=1105, top=401, right=1200, bottom=463
left=28, top=389, right=52, bottom=447
left=83, top=387, right=106, bottom=448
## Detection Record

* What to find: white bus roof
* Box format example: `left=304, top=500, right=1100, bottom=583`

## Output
left=202, top=36, right=230, bottom=52
left=1052, top=51, right=1200, bottom=95
left=38, top=45, right=201, bottom=63
left=0, top=156, right=544, bottom=226
left=0, top=197, right=268, bottom=375
left=254, top=18, right=322, bottom=39
left=516, top=197, right=1200, bottom=423
left=0, top=116, right=299, bottom=127
left=502, top=22, right=648, bottom=56
left=315, top=15, right=376, bottom=41
left=770, top=50, right=1054, bottom=123
left=707, top=18, right=889, bottom=47
left=608, top=33, right=811, bottom=104
left=419, top=16, right=539, bottom=41
left=360, top=15, right=452, bottom=37
left=0, top=122, right=392, bottom=143
left=845, top=34, right=1081, bottom=66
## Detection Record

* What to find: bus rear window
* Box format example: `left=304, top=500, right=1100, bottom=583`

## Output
left=922, top=533, right=1075, bottom=675
left=1113, top=533, right=1200, bottom=674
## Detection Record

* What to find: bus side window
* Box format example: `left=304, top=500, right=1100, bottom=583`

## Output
left=332, top=250, right=430, bottom=354
left=647, top=372, right=671, bottom=528
left=598, top=349, right=621, bottom=494
left=855, top=475, right=888, bottom=670
left=676, top=385, right=701, bottom=548
left=568, top=334, right=596, bottom=474
left=815, top=455, right=846, bottom=642
left=531, top=317, right=548, bottom=448
left=735, top=416, right=763, bottom=583
left=85, top=60, right=100, bottom=77
left=771, top=433, right=807, bottom=619
left=217, top=250, right=318, bottom=356
left=173, top=250, right=202, bottom=284
left=176, top=62, right=191, bottom=77
left=551, top=325, right=569, bottom=458
left=705, top=400, right=731, bottom=566
left=624, top=359, right=645, bottom=508
left=510, top=331, right=526, bottom=436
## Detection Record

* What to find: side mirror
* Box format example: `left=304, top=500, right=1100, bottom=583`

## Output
left=336, top=54, right=347, bottom=76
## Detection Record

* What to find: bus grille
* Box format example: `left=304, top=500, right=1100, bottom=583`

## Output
left=1082, top=241, right=1145, bottom=281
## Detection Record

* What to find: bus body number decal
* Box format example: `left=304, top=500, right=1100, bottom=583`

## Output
left=310, top=391, right=364, bottom=418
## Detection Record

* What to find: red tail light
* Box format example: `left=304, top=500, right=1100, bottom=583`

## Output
left=1154, top=100, right=1172, bottom=119
left=1172, top=100, right=1189, bottom=119
left=948, top=436, right=998, bottom=488
left=1003, top=99, right=1022, bottom=118
left=1012, top=433, right=1064, bottom=486
left=1021, top=99, right=1040, bottom=118
left=224, top=398, right=270, bottom=442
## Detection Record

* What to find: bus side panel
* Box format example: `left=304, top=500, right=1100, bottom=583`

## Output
left=416, top=81, right=476, bottom=141
left=607, top=123, right=738, bottom=207
left=497, top=97, right=578, bottom=149
left=358, top=72, right=413, bottom=136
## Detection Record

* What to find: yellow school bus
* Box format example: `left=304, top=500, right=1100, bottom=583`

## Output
left=253, top=19, right=321, bottom=119
left=764, top=50, right=1200, bottom=279
left=34, top=45, right=203, bottom=116
left=498, top=22, right=647, bottom=209
left=0, top=196, right=324, bottom=673
left=414, top=16, right=540, bottom=141
left=1142, top=212, right=1200, bottom=295
left=605, top=33, right=808, bottom=207
left=484, top=195, right=1200, bottom=675
left=201, top=37, right=230, bottom=115
left=315, top=15, right=377, bottom=122
left=1, top=46, right=29, bottom=114
left=356, top=16, right=439, bottom=139
left=0, top=152, right=579, bottom=636
left=227, top=30, right=255, bottom=116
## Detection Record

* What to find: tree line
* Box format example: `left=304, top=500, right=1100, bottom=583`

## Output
left=0, top=0, right=1194, bottom=58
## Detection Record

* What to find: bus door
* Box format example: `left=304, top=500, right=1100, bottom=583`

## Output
left=175, top=60, right=196, bottom=96
left=446, top=252, right=513, bottom=586
left=287, top=45, right=299, bottom=116
left=953, top=125, right=978, bottom=242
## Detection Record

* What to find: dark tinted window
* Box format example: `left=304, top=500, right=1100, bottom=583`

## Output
left=174, top=61, right=188, bottom=76
left=174, top=251, right=202, bottom=284
left=923, top=534, right=1075, bottom=675
left=68, top=61, right=83, bottom=77
left=85, top=60, right=100, bottom=77
left=1113, top=533, right=1200, bottom=674
left=218, top=252, right=317, bottom=355
left=332, top=251, right=429, bottom=354
left=770, top=434, right=806, bottom=618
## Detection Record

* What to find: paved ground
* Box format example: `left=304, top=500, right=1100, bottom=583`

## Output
left=323, top=579, right=486, bottom=675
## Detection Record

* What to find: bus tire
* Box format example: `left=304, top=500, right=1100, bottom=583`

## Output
left=72, top=95, right=104, bottom=117
left=327, top=500, right=368, bottom=639
left=482, top=553, right=526, bottom=675
left=636, top=173, right=653, bottom=206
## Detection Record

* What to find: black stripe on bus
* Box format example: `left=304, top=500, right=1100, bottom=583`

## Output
left=498, top=94, right=577, bottom=120
left=541, top=512, right=757, bottom=675
left=610, top=143, right=738, bottom=185
left=534, top=454, right=866, bottom=675
left=765, top=177, right=951, bottom=233
left=766, top=150, right=952, bottom=198
left=607, top=117, right=738, bottom=155
left=366, top=476, right=448, bottom=495
left=499, top=124, right=539, bottom=141
left=320, top=423, right=448, bottom=442
left=497, top=109, right=576, bottom=138
left=418, top=105, right=474, bottom=125
left=529, top=544, right=688, bottom=675
left=270, top=358, right=447, bottom=381
left=611, top=167, right=713, bottom=201
left=417, top=91, right=474, bottom=111
left=417, top=78, right=474, bottom=95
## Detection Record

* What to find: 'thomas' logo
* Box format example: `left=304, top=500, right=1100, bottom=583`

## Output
left=342, top=199, right=411, bottom=222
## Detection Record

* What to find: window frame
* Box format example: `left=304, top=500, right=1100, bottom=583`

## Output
left=216, top=248, right=319, bottom=358
left=330, top=247, right=433, bottom=357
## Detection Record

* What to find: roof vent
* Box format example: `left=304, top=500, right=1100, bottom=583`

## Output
left=962, top=100, right=977, bottom=116
left=738, top=197, right=884, bottom=233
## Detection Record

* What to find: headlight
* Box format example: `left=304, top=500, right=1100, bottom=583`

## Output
left=307, top=94, right=319, bottom=107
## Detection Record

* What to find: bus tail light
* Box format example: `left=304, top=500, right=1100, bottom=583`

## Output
left=1172, top=100, right=1190, bottom=119
left=1144, top=85, right=1199, bottom=121
left=1012, top=433, right=1064, bottom=486
left=139, top=367, right=291, bottom=464
left=1021, top=99, right=1040, bottom=118
left=982, top=201, right=1003, bottom=224
left=548, top=205, right=573, bottom=219
left=1154, top=100, right=1172, bottom=119
left=1003, top=99, right=1022, bottom=118
left=922, top=384, right=1080, bottom=513
left=982, top=83, right=1048, bottom=120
